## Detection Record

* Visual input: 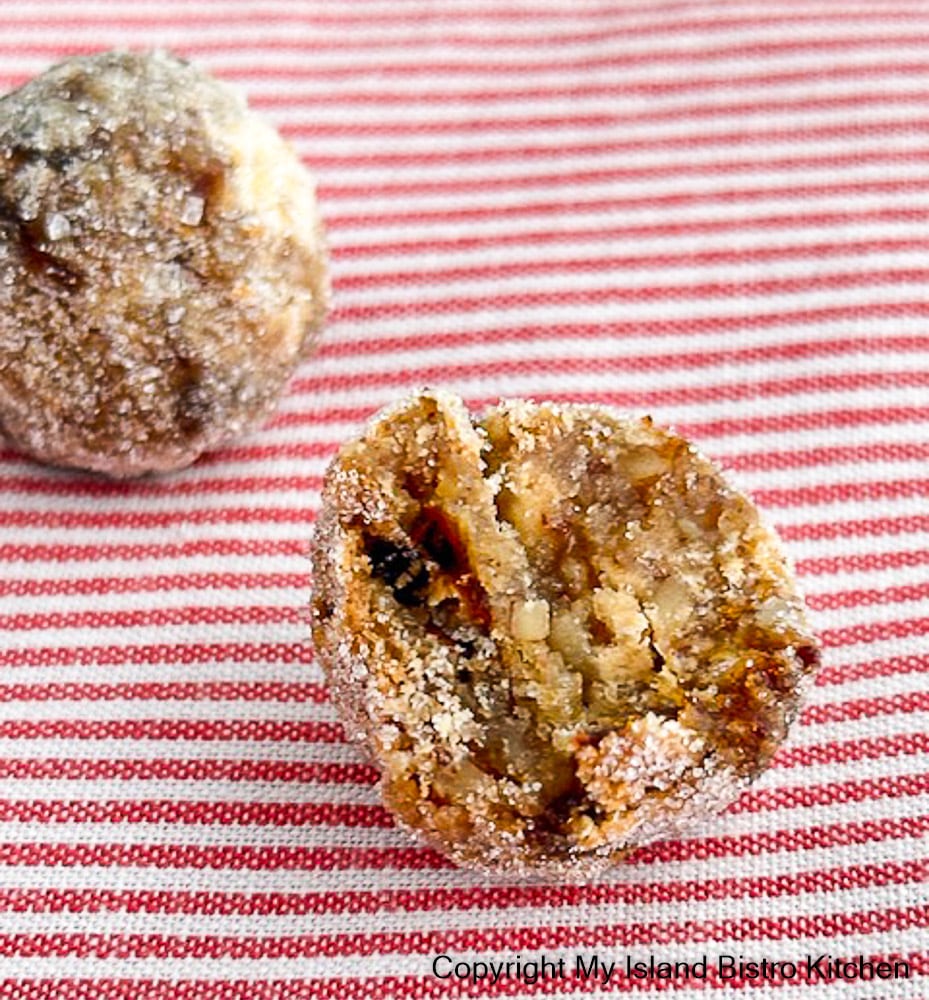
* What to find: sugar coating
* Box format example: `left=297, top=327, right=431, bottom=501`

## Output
left=311, top=391, right=820, bottom=877
left=0, top=50, right=330, bottom=476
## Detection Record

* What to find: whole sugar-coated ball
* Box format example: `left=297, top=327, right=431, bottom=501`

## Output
left=0, top=50, right=330, bottom=477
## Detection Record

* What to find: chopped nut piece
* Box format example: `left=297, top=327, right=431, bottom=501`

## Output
left=511, top=599, right=551, bottom=641
left=311, top=392, right=820, bottom=876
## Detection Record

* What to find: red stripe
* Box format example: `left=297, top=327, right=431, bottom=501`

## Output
left=2, top=858, right=924, bottom=917
left=802, top=690, right=929, bottom=724
left=4, top=814, right=926, bottom=873
left=0, top=3, right=794, bottom=30
left=815, top=646, right=929, bottom=686
left=0, top=718, right=339, bottom=741
left=0, top=641, right=316, bottom=668
left=11, top=27, right=929, bottom=70
left=9, top=418, right=922, bottom=478
left=0, top=573, right=308, bottom=599
left=3, top=640, right=318, bottom=669
left=754, top=478, right=929, bottom=508
left=2, top=577, right=923, bottom=645
left=296, top=336, right=929, bottom=396
left=3, top=615, right=925, bottom=674
left=780, top=512, right=929, bottom=542
left=297, top=86, right=929, bottom=124
left=0, top=682, right=328, bottom=705
left=335, top=206, right=929, bottom=261
left=722, top=442, right=929, bottom=473
left=314, top=309, right=929, bottom=358
left=0, top=538, right=305, bottom=564
left=242, top=87, right=929, bottom=138
left=775, top=732, right=929, bottom=768
left=0, top=758, right=377, bottom=785
left=337, top=235, right=929, bottom=290
left=820, top=615, right=929, bottom=651
left=274, top=396, right=928, bottom=435
left=811, top=580, right=929, bottom=611
left=2, top=903, right=926, bottom=959
left=5, top=955, right=926, bottom=1000
left=3, top=7, right=927, bottom=36
left=326, top=177, right=929, bottom=226
left=0, top=774, right=923, bottom=827
left=0, top=605, right=299, bottom=632
left=305, top=127, right=929, bottom=173
left=295, top=92, right=929, bottom=138
left=798, top=548, right=929, bottom=578
left=0, top=474, right=320, bottom=499
left=0, top=840, right=447, bottom=872
left=247, top=91, right=929, bottom=145
left=0, top=508, right=316, bottom=530
left=2, top=729, right=922, bottom=785
left=731, top=772, right=929, bottom=813
left=3, top=433, right=928, bottom=507
left=0, top=800, right=390, bottom=828
left=236, top=51, right=929, bottom=98
left=3, top=954, right=927, bottom=1000
left=816, top=653, right=929, bottom=686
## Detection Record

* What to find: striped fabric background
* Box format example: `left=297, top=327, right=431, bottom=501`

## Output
left=1, top=1, right=927, bottom=996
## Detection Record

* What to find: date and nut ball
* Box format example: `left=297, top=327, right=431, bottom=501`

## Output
left=0, top=50, right=330, bottom=476
left=311, top=392, right=820, bottom=876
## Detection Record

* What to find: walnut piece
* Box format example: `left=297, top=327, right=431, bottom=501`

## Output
left=311, top=392, right=820, bottom=876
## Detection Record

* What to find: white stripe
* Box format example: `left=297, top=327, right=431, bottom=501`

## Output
left=6, top=19, right=929, bottom=67
left=331, top=220, right=929, bottom=276
left=313, top=133, right=929, bottom=194
left=806, top=595, right=929, bottom=631
left=279, top=382, right=929, bottom=429
left=241, top=70, right=929, bottom=113
left=4, top=928, right=926, bottom=989
left=0, top=736, right=353, bottom=762
left=2, top=8, right=922, bottom=48
left=3, top=748, right=923, bottom=807
left=0, top=875, right=921, bottom=939
left=736, top=459, right=929, bottom=490
left=1, top=533, right=923, bottom=599
left=337, top=249, right=929, bottom=310
left=4, top=828, right=924, bottom=896
left=0, top=584, right=307, bottom=615
left=280, top=112, right=929, bottom=163
left=0, top=819, right=416, bottom=850
left=5, top=404, right=929, bottom=496
left=3, top=708, right=924, bottom=764
left=0, top=621, right=314, bottom=651
left=0, top=784, right=920, bottom=852
left=0, top=698, right=338, bottom=723
left=272, top=96, right=929, bottom=139
left=0, top=640, right=921, bottom=711
left=324, top=186, right=929, bottom=240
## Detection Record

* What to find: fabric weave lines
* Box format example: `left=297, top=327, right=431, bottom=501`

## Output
left=0, top=1, right=927, bottom=996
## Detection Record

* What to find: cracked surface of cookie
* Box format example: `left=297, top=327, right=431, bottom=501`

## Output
left=311, top=391, right=820, bottom=876
left=0, top=50, right=329, bottom=476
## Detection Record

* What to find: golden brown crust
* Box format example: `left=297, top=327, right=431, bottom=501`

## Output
left=0, top=50, right=330, bottom=477
left=311, top=392, right=820, bottom=876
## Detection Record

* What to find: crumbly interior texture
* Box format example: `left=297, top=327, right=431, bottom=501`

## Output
left=0, top=50, right=329, bottom=476
left=312, top=393, right=820, bottom=875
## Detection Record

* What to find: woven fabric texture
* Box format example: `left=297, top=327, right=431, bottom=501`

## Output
left=0, top=1, right=927, bottom=996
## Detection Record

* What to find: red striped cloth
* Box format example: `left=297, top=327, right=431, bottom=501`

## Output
left=1, top=1, right=927, bottom=996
